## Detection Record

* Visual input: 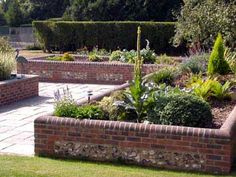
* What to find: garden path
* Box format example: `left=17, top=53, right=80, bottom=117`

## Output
left=0, top=83, right=115, bottom=156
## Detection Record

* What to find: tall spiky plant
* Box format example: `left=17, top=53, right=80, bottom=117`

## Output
left=125, top=27, right=147, bottom=122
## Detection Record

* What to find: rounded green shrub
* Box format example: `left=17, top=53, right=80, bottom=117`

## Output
left=207, top=33, right=231, bottom=75
left=147, top=94, right=212, bottom=127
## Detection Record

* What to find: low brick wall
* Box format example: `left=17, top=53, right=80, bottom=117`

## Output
left=0, top=75, right=39, bottom=106
left=17, top=56, right=166, bottom=84
left=34, top=106, right=236, bottom=174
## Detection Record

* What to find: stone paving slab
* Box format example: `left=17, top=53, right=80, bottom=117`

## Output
left=0, top=82, right=115, bottom=156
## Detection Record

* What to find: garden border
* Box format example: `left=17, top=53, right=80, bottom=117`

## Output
left=34, top=83, right=236, bottom=174
left=0, top=75, right=39, bottom=106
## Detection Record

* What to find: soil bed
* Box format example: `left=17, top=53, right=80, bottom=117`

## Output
left=211, top=100, right=236, bottom=128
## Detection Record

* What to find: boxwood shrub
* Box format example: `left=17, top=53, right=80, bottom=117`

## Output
left=33, top=21, right=186, bottom=55
left=147, top=93, right=212, bottom=127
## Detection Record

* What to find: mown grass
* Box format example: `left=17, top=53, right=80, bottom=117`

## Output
left=0, top=155, right=235, bottom=177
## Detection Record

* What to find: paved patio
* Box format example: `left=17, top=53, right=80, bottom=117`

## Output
left=0, top=82, right=115, bottom=156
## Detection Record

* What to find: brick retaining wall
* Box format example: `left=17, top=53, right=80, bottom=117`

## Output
left=0, top=75, right=39, bottom=106
left=34, top=106, right=236, bottom=174
left=17, top=56, right=166, bottom=84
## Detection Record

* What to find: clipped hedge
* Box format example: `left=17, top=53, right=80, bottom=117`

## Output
left=33, top=21, right=185, bottom=54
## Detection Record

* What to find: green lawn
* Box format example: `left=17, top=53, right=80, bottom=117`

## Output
left=0, top=155, right=235, bottom=177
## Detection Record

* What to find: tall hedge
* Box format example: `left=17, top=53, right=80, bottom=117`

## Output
left=33, top=21, right=184, bottom=54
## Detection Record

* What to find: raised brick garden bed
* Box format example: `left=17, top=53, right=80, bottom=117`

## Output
left=17, top=56, right=166, bottom=85
left=0, top=75, right=39, bottom=106
left=34, top=84, right=236, bottom=174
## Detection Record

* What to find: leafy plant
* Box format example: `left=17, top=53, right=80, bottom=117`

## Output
left=76, top=105, right=104, bottom=120
left=188, top=75, right=232, bottom=101
left=99, top=91, right=136, bottom=121
left=109, top=40, right=157, bottom=64
left=211, top=80, right=232, bottom=100
left=207, top=33, right=231, bottom=75
left=225, top=48, right=236, bottom=74
left=0, top=51, right=16, bottom=81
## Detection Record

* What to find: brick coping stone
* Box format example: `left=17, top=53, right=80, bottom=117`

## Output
left=34, top=83, right=236, bottom=174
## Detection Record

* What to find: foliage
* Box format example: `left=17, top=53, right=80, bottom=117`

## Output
left=188, top=76, right=232, bottom=101
left=0, top=51, right=16, bottom=81
left=145, top=67, right=176, bottom=85
left=109, top=50, right=123, bottom=62
left=53, top=87, right=78, bottom=118
left=225, top=48, right=236, bottom=74
left=98, top=91, right=136, bottom=121
left=174, top=0, right=236, bottom=49
left=54, top=87, right=104, bottom=119
left=0, top=37, right=13, bottom=53
left=180, top=52, right=209, bottom=74
left=64, top=0, right=182, bottom=21
left=88, top=53, right=103, bottom=62
left=207, top=34, right=231, bottom=75
left=75, top=105, right=104, bottom=120
left=47, top=53, right=74, bottom=61
left=33, top=21, right=183, bottom=54
left=4, top=0, right=24, bottom=27
left=156, top=54, right=176, bottom=65
left=109, top=40, right=157, bottom=64
left=147, top=93, right=212, bottom=127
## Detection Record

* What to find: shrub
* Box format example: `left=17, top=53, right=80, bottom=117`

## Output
left=88, top=53, right=103, bottom=62
left=147, top=93, right=212, bottom=127
left=47, top=53, right=74, bottom=61
left=33, top=21, right=184, bottom=54
left=146, top=67, right=175, bottom=85
left=0, top=52, right=16, bottom=81
left=180, top=53, right=209, bottom=74
left=0, top=37, right=13, bottom=53
left=208, top=34, right=231, bottom=75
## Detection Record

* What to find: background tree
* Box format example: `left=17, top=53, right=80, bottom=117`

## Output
left=64, top=0, right=183, bottom=21
left=4, top=0, right=24, bottom=27
left=173, top=0, right=236, bottom=49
